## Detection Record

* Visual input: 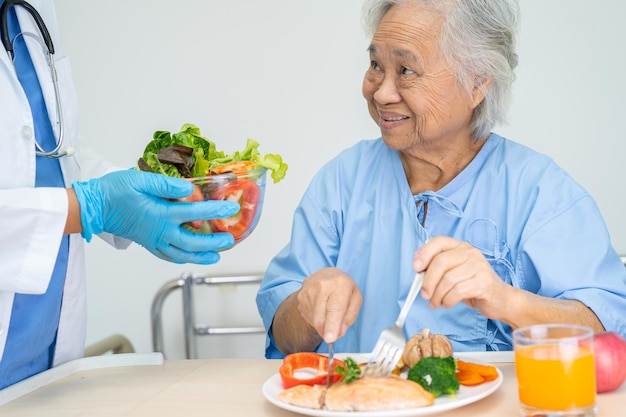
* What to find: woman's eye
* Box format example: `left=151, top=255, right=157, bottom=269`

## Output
left=401, top=66, right=415, bottom=75
left=370, top=61, right=380, bottom=71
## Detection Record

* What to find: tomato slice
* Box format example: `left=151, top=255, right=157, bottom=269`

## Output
left=279, top=352, right=346, bottom=389
left=209, top=179, right=261, bottom=241
left=177, top=184, right=205, bottom=230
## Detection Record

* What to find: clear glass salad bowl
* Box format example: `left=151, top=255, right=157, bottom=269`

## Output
left=181, top=167, right=267, bottom=245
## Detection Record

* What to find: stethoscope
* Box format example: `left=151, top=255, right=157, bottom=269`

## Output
left=1, top=0, right=72, bottom=158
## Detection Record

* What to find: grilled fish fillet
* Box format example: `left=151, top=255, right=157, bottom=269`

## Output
left=277, top=384, right=325, bottom=409
left=277, top=375, right=434, bottom=411
left=325, top=375, right=435, bottom=411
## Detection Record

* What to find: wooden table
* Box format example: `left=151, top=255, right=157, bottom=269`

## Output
left=0, top=352, right=623, bottom=416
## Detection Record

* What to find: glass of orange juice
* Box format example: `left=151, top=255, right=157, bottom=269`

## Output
left=513, top=324, right=596, bottom=417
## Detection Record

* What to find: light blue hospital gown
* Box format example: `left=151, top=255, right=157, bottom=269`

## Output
left=256, top=133, right=626, bottom=358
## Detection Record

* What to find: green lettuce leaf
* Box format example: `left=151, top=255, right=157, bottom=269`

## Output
left=139, top=124, right=288, bottom=183
left=255, top=152, right=288, bottom=183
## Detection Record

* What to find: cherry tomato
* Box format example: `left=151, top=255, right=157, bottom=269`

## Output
left=209, top=179, right=260, bottom=241
left=279, top=352, right=346, bottom=389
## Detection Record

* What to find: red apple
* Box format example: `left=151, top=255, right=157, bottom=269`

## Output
left=593, top=331, right=626, bottom=393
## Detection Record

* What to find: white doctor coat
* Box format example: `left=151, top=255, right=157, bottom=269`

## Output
left=0, top=0, right=126, bottom=366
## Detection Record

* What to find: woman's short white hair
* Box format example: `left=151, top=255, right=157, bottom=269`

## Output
left=362, top=0, right=520, bottom=140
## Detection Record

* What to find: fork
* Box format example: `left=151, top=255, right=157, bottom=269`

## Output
left=362, top=271, right=425, bottom=377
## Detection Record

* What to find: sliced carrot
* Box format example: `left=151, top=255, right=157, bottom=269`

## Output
left=456, top=359, right=499, bottom=386
left=478, top=368, right=496, bottom=380
left=210, top=160, right=256, bottom=175
left=456, top=369, right=485, bottom=386
left=457, top=359, right=499, bottom=378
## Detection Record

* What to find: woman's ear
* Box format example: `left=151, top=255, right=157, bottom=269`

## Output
left=471, top=76, right=492, bottom=109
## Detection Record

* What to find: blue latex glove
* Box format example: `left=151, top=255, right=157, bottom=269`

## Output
left=72, top=170, right=240, bottom=264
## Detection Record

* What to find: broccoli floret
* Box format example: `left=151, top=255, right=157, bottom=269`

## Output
left=406, top=356, right=460, bottom=397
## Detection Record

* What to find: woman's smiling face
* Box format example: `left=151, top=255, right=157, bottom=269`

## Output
left=362, top=2, right=484, bottom=153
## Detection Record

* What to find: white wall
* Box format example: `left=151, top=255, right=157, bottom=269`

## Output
left=53, top=0, right=626, bottom=359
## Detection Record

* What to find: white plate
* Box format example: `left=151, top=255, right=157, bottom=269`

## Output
left=262, top=357, right=503, bottom=417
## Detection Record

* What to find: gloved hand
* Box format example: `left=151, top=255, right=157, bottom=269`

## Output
left=72, top=170, right=240, bottom=264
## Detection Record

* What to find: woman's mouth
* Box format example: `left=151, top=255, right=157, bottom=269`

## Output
left=378, top=113, right=409, bottom=129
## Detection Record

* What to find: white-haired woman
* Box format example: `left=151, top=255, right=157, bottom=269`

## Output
left=256, top=0, right=626, bottom=357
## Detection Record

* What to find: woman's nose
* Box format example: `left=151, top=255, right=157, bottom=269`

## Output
left=373, top=75, right=401, bottom=104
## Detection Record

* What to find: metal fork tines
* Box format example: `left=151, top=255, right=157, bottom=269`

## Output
left=362, top=271, right=424, bottom=377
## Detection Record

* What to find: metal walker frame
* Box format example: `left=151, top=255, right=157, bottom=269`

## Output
left=150, top=272, right=265, bottom=359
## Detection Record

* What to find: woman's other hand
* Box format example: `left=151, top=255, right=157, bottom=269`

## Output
left=414, top=236, right=606, bottom=332
left=272, top=268, right=362, bottom=354
left=298, top=268, right=363, bottom=344
left=414, top=236, right=512, bottom=321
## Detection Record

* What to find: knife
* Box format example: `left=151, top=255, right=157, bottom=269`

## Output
left=326, top=342, right=334, bottom=388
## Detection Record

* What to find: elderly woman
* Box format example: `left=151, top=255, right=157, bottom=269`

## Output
left=256, top=0, right=626, bottom=358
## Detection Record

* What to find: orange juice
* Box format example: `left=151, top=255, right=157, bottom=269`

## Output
left=515, top=343, right=596, bottom=410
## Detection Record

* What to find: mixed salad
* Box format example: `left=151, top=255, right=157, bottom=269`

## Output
left=137, top=123, right=288, bottom=240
